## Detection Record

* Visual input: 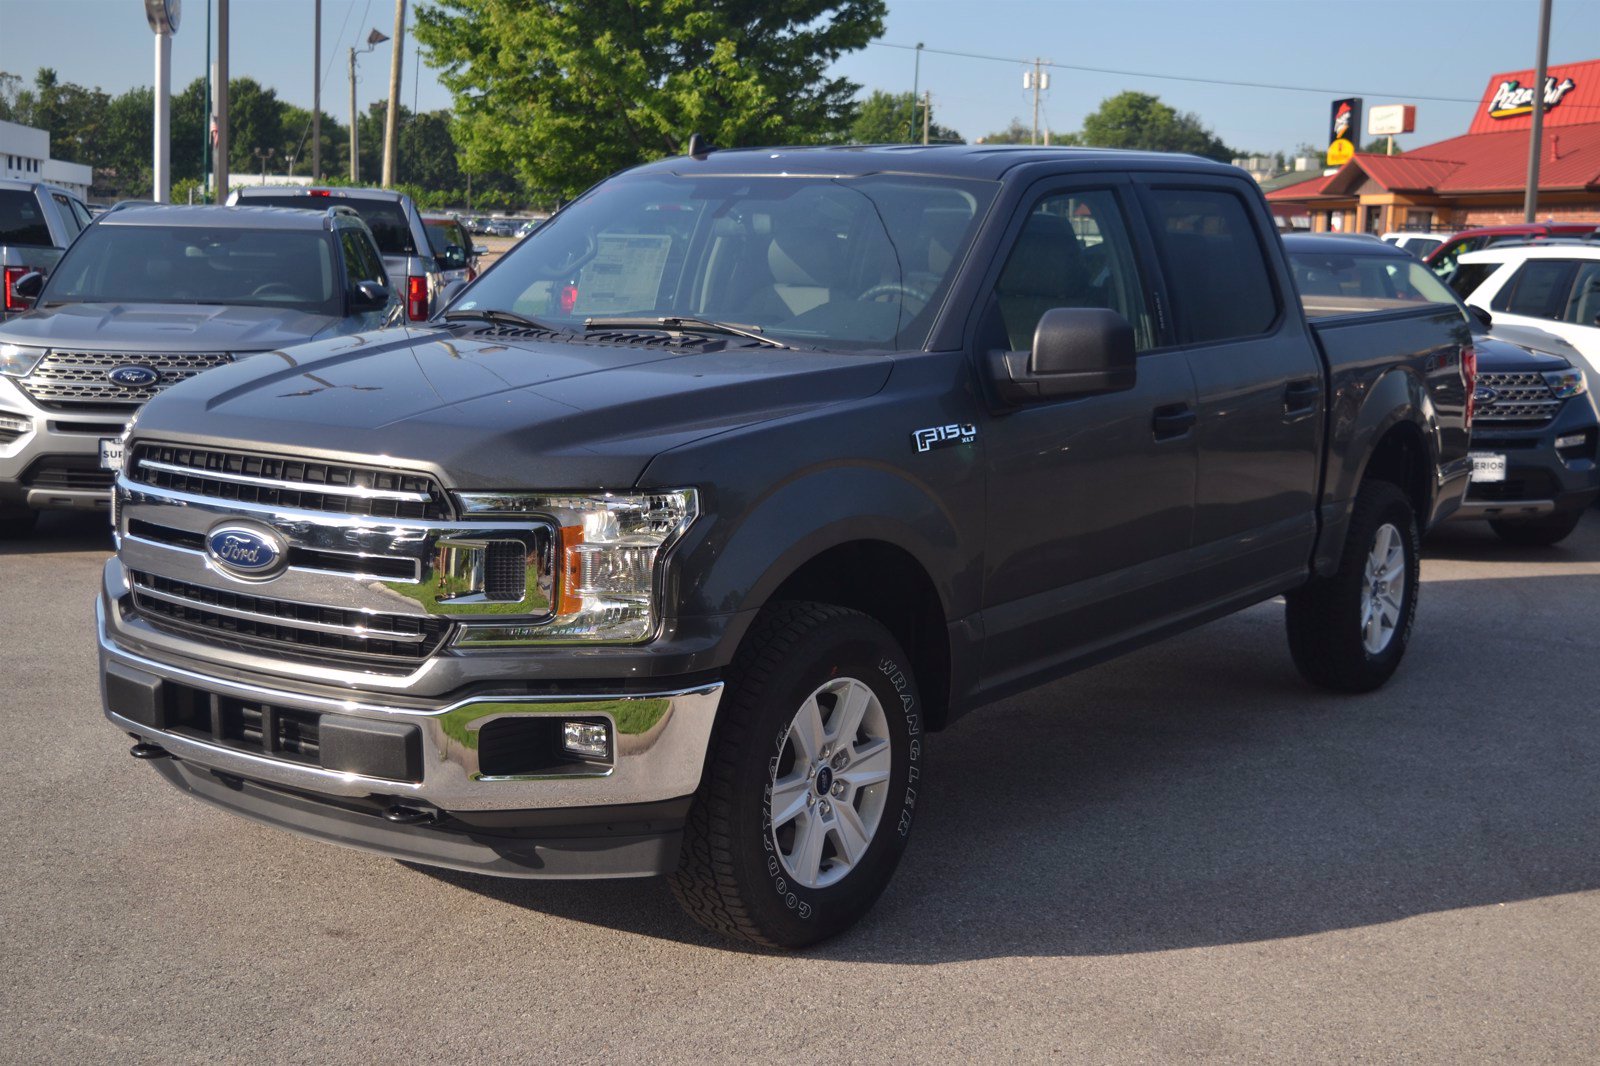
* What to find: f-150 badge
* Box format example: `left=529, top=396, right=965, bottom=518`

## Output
left=912, top=423, right=977, bottom=453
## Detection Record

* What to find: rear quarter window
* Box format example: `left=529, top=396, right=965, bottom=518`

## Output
left=0, top=190, right=52, bottom=247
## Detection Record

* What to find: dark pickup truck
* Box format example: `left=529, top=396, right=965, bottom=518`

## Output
left=98, top=145, right=1473, bottom=948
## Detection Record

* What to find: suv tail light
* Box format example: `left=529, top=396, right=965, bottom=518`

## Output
left=3, top=266, right=32, bottom=313
left=406, top=275, right=428, bottom=321
left=1460, top=343, right=1478, bottom=428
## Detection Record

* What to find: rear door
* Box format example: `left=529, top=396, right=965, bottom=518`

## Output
left=1485, top=257, right=1600, bottom=377
left=977, top=176, right=1199, bottom=690
left=1134, top=178, right=1324, bottom=598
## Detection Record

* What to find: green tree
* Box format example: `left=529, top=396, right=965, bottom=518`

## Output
left=1076, top=91, right=1234, bottom=162
left=848, top=90, right=961, bottom=144
left=977, top=118, right=1034, bottom=145
left=1361, top=137, right=1403, bottom=155
left=415, top=0, right=887, bottom=199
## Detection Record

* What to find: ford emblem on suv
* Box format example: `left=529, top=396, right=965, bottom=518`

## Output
left=206, top=525, right=287, bottom=578
left=107, top=365, right=160, bottom=388
left=1474, top=386, right=1501, bottom=408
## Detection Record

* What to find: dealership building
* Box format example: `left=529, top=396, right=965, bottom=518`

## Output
left=1267, top=58, right=1600, bottom=234
left=0, top=120, right=93, bottom=199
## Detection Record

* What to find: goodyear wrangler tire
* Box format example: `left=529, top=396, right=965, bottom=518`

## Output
left=1285, top=480, right=1420, bottom=693
left=669, top=602, right=923, bottom=949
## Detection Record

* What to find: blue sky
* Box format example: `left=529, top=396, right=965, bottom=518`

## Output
left=3, top=0, right=1600, bottom=155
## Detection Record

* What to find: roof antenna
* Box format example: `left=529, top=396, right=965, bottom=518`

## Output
left=687, top=132, right=715, bottom=160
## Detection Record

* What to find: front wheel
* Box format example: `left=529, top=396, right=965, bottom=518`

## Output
left=1489, top=508, right=1585, bottom=547
left=1286, top=480, right=1420, bottom=693
left=669, top=602, right=923, bottom=949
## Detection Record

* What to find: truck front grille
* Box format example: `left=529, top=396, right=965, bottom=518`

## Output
left=1475, top=372, right=1561, bottom=426
left=128, top=442, right=450, bottom=521
left=129, top=570, right=452, bottom=667
left=19, top=350, right=232, bottom=409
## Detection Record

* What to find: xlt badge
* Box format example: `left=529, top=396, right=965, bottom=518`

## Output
left=912, top=423, right=977, bottom=453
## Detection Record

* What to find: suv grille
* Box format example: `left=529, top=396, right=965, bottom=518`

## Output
left=129, top=570, right=452, bottom=667
left=1476, top=371, right=1561, bottom=426
left=19, top=350, right=232, bottom=409
left=128, top=442, right=450, bottom=521
left=20, top=455, right=116, bottom=492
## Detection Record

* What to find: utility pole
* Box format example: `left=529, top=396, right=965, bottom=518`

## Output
left=910, top=42, right=923, bottom=143
left=1523, top=0, right=1554, bottom=222
left=214, top=0, right=229, bottom=202
left=921, top=91, right=931, bottom=145
left=1029, top=58, right=1048, bottom=146
left=382, top=0, right=406, bottom=187
left=312, top=0, right=322, bottom=181
left=202, top=0, right=211, bottom=199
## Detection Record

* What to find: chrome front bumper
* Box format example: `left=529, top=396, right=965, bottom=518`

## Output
left=98, top=599, right=723, bottom=813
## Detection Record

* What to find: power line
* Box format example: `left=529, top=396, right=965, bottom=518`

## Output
left=868, top=41, right=1485, bottom=105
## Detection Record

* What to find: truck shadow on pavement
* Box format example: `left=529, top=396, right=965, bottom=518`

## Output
left=416, top=556, right=1600, bottom=959
left=0, top=511, right=114, bottom=557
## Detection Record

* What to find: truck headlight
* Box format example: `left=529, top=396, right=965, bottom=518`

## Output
left=453, top=489, right=698, bottom=644
left=1543, top=368, right=1587, bottom=398
left=0, top=343, right=45, bottom=377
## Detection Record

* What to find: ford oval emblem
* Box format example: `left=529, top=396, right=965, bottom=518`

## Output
left=206, top=524, right=287, bottom=579
left=107, top=364, right=160, bottom=388
left=1474, top=386, right=1501, bottom=408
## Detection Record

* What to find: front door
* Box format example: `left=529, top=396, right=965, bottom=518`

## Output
left=978, top=180, right=1198, bottom=693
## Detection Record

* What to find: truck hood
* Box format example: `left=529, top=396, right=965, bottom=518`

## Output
left=0, top=302, right=344, bottom=353
left=134, top=326, right=894, bottom=489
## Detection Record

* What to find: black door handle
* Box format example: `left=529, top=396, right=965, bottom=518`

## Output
left=1284, top=379, right=1321, bottom=415
left=1152, top=403, right=1196, bottom=440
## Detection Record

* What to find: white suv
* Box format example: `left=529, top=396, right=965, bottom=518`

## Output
left=1454, top=244, right=1600, bottom=378
left=1380, top=231, right=1444, bottom=258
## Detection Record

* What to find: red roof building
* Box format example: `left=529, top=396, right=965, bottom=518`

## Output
left=1267, top=58, right=1600, bottom=233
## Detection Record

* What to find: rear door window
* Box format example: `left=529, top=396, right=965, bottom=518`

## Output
left=1563, top=262, right=1600, bottom=327
left=1145, top=187, right=1279, bottom=344
left=1492, top=260, right=1579, bottom=320
left=0, top=190, right=52, bottom=247
left=52, top=193, right=83, bottom=241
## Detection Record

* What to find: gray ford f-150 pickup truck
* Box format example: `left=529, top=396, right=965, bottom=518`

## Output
left=98, top=145, right=1473, bottom=948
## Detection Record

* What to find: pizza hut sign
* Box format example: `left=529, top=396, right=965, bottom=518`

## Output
left=1488, top=75, right=1576, bottom=119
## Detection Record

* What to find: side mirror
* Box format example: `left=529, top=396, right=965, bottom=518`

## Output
left=1468, top=304, right=1493, bottom=330
left=472, top=245, right=488, bottom=256
left=9, top=270, right=44, bottom=308
left=349, top=279, right=390, bottom=313
left=988, top=307, right=1137, bottom=404
left=436, top=278, right=467, bottom=311
left=438, top=244, right=468, bottom=271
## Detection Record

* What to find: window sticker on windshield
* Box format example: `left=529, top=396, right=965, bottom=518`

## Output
left=574, top=233, right=672, bottom=314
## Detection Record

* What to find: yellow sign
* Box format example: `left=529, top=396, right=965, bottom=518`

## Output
left=1327, top=138, right=1355, bottom=166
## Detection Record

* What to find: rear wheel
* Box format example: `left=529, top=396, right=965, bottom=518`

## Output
left=669, top=602, right=922, bottom=949
left=1489, top=508, right=1585, bottom=547
left=1286, top=480, right=1420, bottom=693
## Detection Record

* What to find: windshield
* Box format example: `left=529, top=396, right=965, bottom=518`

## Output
left=1290, top=248, right=1467, bottom=319
left=454, top=172, right=996, bottom=351
left=240, top=194, right=416, bottom=257
left=42, top=224, right=340, bottom=315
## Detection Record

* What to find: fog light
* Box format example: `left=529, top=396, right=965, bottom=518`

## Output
left=561, top=720, right=610, bottom=760
left=1555, top=433, right=1587, bottom=450
left=0, top=413, right=31, bottom=434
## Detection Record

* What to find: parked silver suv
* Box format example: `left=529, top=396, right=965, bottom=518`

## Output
left=0, top=203, right=398, bottom=534
left=231, top=186, right=451, bottom=323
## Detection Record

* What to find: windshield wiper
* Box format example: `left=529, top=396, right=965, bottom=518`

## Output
left=441, top=308, right=564, bottom=332
left=582, top=315, right=788, bottom=349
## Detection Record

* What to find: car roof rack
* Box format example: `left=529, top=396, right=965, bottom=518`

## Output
left=104, top=199, right=162, bottom=214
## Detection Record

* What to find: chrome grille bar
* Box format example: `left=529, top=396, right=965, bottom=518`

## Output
left=138, top=458, right=434, bottom=503
left=133, top=582, right=428, bottom=643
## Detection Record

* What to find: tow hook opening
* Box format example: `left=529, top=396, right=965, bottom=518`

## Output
left=383, top=804, right=437, bottom=825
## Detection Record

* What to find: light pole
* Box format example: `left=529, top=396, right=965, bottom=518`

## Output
left=144, top=0, right=181, bottom=202
left=312, top=0, right=322, bottom=181
left=253, top=147, right=274, bottom=184
left=909, top=42, right=923, bottom=143
left=349, top=28, right=389, bottom=183
left=1523, top=0, right=1554, bottom=222
left=214, top=0, right=229, bottom=203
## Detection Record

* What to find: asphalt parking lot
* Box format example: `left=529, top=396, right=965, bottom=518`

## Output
left=4, top=509, right=1599, bottom=1063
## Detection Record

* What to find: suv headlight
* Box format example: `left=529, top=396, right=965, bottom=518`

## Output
left=1543, top=367, right=1587, bottom=398
left=452, top=489, right=698, bottom=644
left=0, top=343, right=45, bottom=377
